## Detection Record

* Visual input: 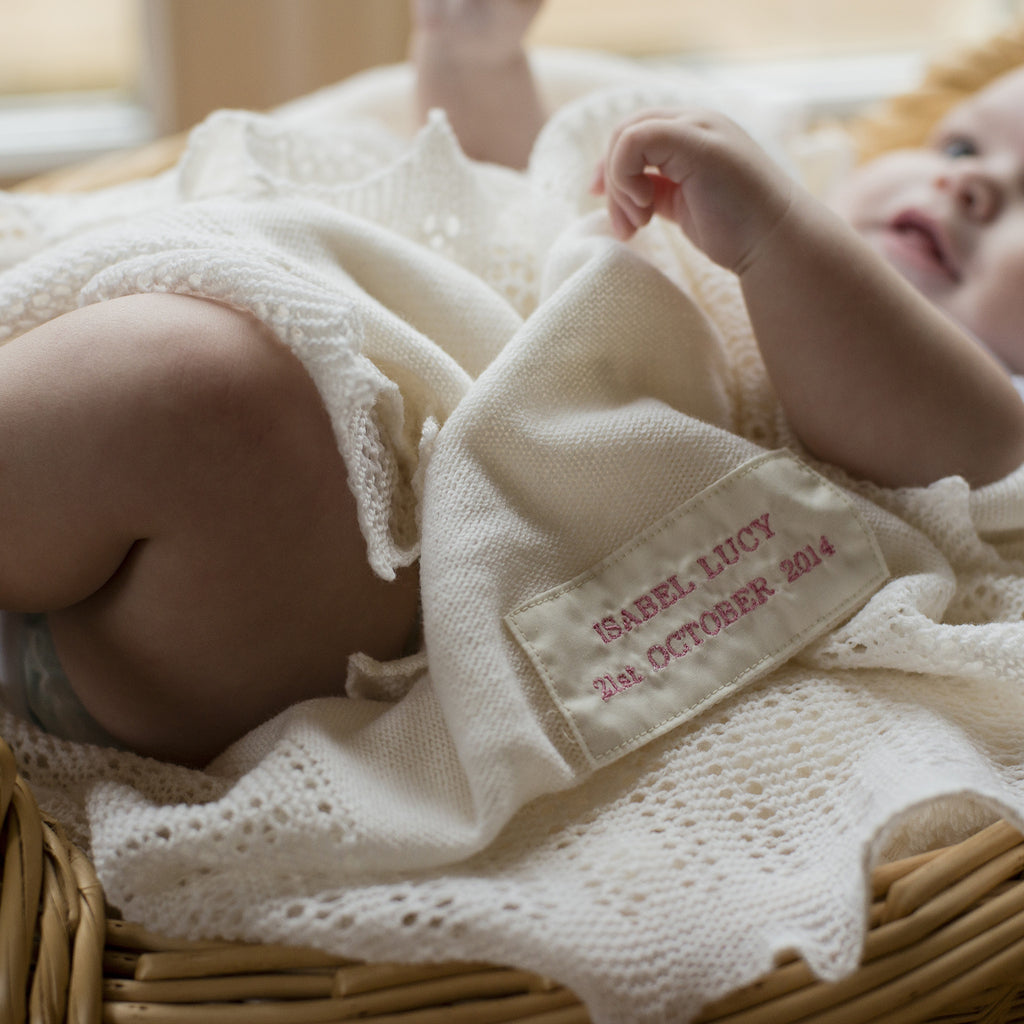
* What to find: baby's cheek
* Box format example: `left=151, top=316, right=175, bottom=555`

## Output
left=828, top=150, right=931, bottom=223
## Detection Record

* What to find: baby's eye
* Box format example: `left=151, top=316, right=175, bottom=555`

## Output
left=939, top=135, right=978, bottom=158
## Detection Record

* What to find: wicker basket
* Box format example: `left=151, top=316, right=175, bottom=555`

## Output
left=3, top=735, right=1024, bottom=1024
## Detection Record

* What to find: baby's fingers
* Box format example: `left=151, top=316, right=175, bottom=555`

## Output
left=606, top=196, right=641, bottom=240
left=607, top=186, right=656, bottom=238
left=605, top=113, right=690, bottom=197
left=590, top=160, right=648, bottom=237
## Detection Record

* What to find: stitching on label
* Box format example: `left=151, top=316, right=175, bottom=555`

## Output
left=524, top=569, right=884, bottom=753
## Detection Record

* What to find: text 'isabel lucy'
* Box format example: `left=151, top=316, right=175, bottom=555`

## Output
left=590, top=511, right=838, bottom=702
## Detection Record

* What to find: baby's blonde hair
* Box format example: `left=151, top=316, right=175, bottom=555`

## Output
left=851, top=17, right=1024, bottom=161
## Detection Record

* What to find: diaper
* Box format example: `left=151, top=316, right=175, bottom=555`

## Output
left=0, top=612, right=123, bottom=748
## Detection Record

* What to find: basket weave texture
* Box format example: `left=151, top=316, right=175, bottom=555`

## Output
left=3, top=736, right=1024, bottom=1024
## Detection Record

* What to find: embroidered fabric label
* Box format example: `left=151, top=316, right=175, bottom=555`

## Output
left=505, top=451, right=888, bottom=767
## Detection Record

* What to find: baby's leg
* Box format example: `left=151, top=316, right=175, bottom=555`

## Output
left=412, top=0, right=546, bottom=168
left=0, top=293, right=419, bottom=765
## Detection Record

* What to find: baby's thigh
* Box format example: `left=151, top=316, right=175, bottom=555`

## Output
left=36, top=293, right=417, bottom=765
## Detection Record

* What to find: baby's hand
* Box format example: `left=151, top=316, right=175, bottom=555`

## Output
left=596, top=109, right=795, bottom=275
left=412, top=0, right=543, bottom=61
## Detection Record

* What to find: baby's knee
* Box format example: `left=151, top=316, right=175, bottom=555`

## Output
left=155, top=297, right=300, bottom=418
left=124, top=294, right=327, bottom=463
left=51, top=292, right=338, bottom=523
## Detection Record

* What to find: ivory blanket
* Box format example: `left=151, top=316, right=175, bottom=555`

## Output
left=3, top=55, right=1024, bottom=1023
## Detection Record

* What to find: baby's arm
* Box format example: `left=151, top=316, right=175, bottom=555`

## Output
left=412, top=0, right=545, bottom=168
left=599, top=110, right=1024, bottom=488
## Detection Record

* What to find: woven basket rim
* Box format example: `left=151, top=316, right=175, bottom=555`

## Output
left=3, top=734, right=1024, bottom=1024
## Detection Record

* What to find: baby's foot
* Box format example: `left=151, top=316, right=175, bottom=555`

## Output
left=412, top=0, right=543, bottom=63
left=412, top=0, right=546, bottom=167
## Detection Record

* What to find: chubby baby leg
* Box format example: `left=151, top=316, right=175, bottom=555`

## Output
left=0, top=293, right=419, bottom=765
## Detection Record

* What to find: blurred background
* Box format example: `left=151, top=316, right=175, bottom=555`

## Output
left=1, top=0, right=1023, bottom=185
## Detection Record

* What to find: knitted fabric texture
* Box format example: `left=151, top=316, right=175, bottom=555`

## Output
left=3, top=56, right=1024, bottom=1024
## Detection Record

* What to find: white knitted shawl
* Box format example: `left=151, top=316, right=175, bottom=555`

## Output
left=3, top=56, right=1024, bottom=1024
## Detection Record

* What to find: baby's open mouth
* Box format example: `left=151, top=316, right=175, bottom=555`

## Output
left=889, top=211, right=961, bottom=282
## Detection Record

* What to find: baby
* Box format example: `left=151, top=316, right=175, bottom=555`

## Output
left=2, top=0, right=1023, bottom=766
left=415, top=0, right=1024, bottom=491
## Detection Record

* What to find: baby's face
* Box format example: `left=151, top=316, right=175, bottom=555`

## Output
left=832, top=65, right=1024, bottom=373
